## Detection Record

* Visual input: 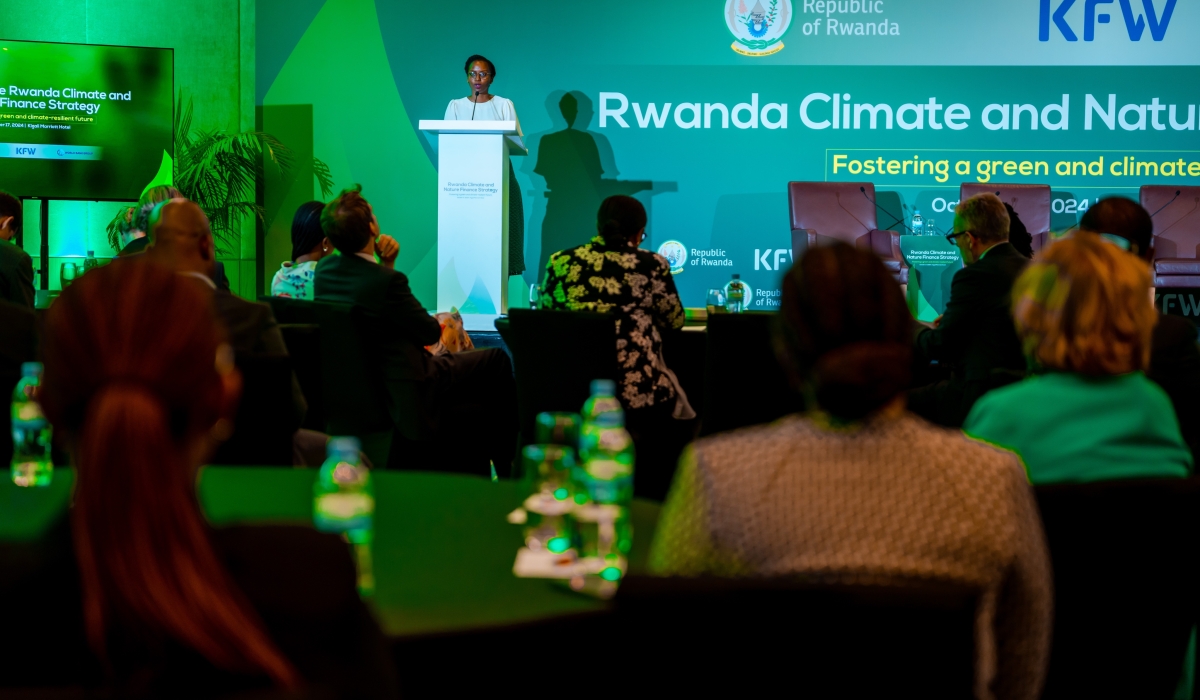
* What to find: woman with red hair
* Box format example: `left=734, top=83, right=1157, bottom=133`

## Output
left=2, top=259, right=397, bottom=697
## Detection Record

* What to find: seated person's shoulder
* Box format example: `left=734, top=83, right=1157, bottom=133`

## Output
left=1154, top=313, right=1198, bottom=351
left=691, top=415, right=816, bottom=467
left=212, top=525, right=358, bottom=617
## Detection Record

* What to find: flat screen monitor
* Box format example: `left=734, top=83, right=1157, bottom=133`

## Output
left=0, top=39, right=173, bottom=201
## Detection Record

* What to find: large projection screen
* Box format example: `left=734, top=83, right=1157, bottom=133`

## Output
left=0, top=39, right=174, bottom=201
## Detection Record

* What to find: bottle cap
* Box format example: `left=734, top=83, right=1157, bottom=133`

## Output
left=20, top=362, right=42, bottom=376
left=590, top=379, right=615, bottom=396
left=732, top=273, right=740, bottom=279
left=327, top=436, right=362, bottom=458
left=87, top=250, right=95, bottom=256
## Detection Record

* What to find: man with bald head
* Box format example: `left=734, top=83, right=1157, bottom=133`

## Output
left=144, top=198, right=309, bottom=461
left=147, top=199, right=285, bottom=356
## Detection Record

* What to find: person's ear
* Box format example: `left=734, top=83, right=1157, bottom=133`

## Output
left=0, top=216, right=12, bottom=232
left=219, top=366, right=242, bottom=424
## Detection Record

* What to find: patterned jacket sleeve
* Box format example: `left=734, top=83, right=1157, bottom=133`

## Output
left=649, top=254, right=685, bottom=332
left=991, top=455, right=1053, bottom=700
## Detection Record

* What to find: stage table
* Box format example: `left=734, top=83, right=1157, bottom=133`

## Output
left=0, top=467, right=662, bottom=638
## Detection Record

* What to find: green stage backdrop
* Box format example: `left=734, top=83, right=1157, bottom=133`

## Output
left=257, top=0, right=1200, bottom=307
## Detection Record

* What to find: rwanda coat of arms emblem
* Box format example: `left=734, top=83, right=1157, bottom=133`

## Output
left=657, top=240, right=688, bottom=275
left=725, top=0, right=793, bottom=56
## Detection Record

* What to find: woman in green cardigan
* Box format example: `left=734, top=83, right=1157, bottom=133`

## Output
left=964, top=232, right=1193, bottom=484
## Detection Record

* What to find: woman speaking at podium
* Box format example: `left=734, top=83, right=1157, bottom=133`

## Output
left=444, top=54, right=525, bottom=276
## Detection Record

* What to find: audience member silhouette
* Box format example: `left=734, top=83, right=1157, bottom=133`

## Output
left=0, top=260, right=398, bottom=696
left=0, top=190, right=34, bottom=308
left=540, top=194, right=691, bottom=498
left=314, top=185, right=518, bottom=474
left=271, top=200, right=331, bottom=300
left=966, top=231, right=1193, bottom=483
left=651, top=243, right=1051, bottom=700
left=909, top=193, right=1029, bottom=427
left=1078, top=196, right=1200, bottom=459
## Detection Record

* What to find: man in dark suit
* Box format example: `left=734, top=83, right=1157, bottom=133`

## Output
left=1079, top=197, right=1200, bottom=458
left=313, top=185, right=517, bottom=475
left=146, top=198, right=306, bottom=430
left=0, top=191, right=35, bottom=308
left=120, top=198, right=231, bottom=290
left=910, top=193, right=1029, bottom=427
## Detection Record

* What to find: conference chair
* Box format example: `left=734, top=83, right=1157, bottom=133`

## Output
left=262, top=295, right=318, bottom=325
left=279, top=323, right=325, bottom=431
left=1034, top=477, right=1200, bottom=699
left=700, top=311, right=803, bottom=438
left=1142, top=185, right=1200, bottom=287
left=959, top=183, right=1051, bottom=253
left=496, top=309, right=617, bottom=467
left=262, top=296, right=396, bottom=468
left=313, top=302, right=396, bottom=470
left=208, top=354, right=299, bottom=466
left=788, top=181, right=907, bottom=283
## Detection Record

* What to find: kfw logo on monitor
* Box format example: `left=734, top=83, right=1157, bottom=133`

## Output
left=1039, top=0, right=1177, bottom=41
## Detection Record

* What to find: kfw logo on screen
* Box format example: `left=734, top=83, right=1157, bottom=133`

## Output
left=1039, top=0, right=1177, bottom=41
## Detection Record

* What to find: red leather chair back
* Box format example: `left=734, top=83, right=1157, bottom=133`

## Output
left=788, top=182, right=879, bottom=248
left=959, top=183, right=1051, bottom=240
left=1141, top=186, right=1200, bottom=260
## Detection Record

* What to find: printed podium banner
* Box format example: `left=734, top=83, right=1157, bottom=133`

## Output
left=901, top=236, right=963, bottom=322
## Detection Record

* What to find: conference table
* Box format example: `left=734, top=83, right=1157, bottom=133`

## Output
left=0, top=467, right=663, bottom=639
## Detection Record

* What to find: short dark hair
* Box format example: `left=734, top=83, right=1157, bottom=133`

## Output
left=290, top=201, right=326, bottom=260
left=596, top=195, right=647, bottom=245
left=321, top=185, right=374, bottom=254
left=0, top=191, right=21, bottom=235
left=1079, top=196, right=1154, bottom=260
left=776, top=243, right=913, bottom=421
left=464, top=54, right=496, bottom=76
left=956, top=193, right=1010, bottom=244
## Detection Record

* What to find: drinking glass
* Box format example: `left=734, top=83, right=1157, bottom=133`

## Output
left=705, top=288, right=726, bottom=316
left=925, top=217, right=936, bottom=237
left=60, top=262, right=79, bottom=288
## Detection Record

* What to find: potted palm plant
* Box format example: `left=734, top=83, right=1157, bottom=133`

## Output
left=107, top=91, right=333, bottom=255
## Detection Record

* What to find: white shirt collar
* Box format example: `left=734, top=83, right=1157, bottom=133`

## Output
left=356, top=252, right=377, bottom=264
left=178, top=270, right=217, bottom=290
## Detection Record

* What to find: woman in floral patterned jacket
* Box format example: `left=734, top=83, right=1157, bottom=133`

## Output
left=540, top=195, right=688, bottom=417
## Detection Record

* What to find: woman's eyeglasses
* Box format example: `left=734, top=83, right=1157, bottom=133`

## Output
left=468, top=71, right=491, bottom=80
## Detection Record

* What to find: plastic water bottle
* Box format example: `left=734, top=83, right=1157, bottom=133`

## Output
left=313, top=437, right=375, bottom=595
left=725, top=274, right=746, bottom=313
left=912, top=210, right=924, bottom=236
left=11, top=362, right=52, bottom=488
left=577, top=380, right=635, bottom=507
left=82, top=251, right=98, bottom=274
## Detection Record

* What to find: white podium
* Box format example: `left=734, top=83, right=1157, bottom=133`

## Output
left=418, top=119, right=526, bottom=331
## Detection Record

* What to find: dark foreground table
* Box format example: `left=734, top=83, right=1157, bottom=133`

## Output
left=0, top=467, right=661, bottom=639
